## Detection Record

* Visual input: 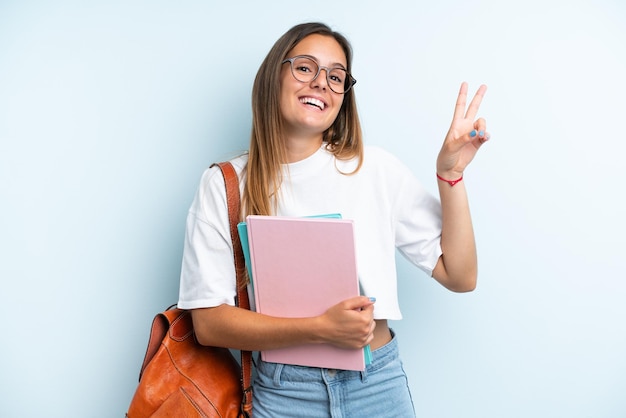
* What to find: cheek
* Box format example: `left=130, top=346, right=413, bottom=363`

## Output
left=278, top=80, right=292, bottom=114
left=279, top=75, right=300, bottom=107
left=279, top=67, right=296, bottom=93
left=279, top=90, right=297, bottom=120
left=331, top=96, right=345, bottom=118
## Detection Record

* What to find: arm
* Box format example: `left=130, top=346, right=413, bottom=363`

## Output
left=191, top=296, right=376, bottom=351
left=432, top=82, right=489, bottom=292
left=181, top=167, right=375, bottom=351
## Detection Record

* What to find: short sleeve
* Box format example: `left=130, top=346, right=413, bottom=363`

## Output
left=389, top=155, right=443, bottom=276
left=177, top=165, right=238, bottom=309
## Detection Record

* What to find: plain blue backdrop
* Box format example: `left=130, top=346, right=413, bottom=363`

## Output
left=1, top=1, right=625, bottom=417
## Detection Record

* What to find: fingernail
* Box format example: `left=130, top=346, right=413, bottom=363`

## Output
left=479, top=130, right=485, bottom=137
left=470, top=130, right=477, bottom=138
left=368, top=297, right=376, bottom=302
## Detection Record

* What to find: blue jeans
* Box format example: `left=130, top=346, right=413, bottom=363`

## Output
left=252, top=331, right=416, bottom=417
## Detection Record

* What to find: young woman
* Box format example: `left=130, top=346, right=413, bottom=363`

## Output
left=178, top=22, right=489, bottom=417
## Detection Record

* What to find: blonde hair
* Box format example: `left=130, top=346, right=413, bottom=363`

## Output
left=243, top=22, right=364, bottom=216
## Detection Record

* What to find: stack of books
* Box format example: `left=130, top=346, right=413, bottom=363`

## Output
left=238, top=214, right=372, bottom=371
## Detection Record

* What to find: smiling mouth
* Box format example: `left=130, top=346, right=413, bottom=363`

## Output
left=299, top=97, right=326, bottom=110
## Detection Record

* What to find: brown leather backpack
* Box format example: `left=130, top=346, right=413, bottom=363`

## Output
left=126, top=162, right=253, bottom=417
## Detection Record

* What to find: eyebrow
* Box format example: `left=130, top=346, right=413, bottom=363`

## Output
left=299, top=54, right=347, bottom=70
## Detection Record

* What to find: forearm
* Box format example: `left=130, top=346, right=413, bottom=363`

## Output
left=191, top=296, right=375, bottom=351
left=434, top=177, right=477, bottom=292
left=191, top=304, right=323, bottom=351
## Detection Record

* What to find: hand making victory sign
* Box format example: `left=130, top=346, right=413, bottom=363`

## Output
left=431, top=82, right=489, bottom=293
left=436, top=82, right=489, bottom=181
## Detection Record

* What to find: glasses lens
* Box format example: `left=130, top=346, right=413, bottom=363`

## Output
left=291, top=57, right=318, bottom=83
left=328, top=68, right=349, bottom=93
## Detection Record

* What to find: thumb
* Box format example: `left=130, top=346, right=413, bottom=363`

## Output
left=343, top=296, right=376, bottom=310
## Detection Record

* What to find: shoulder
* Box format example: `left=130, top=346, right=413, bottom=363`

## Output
left=192, top=153, right=248, bottom=217
left=331, top=145, right=416, bottom=189
left=363, top=145, right=403, bottom=165
left=359, top=145, right=413, bottom=179
left=333, top=145, right=404, bottom=173
left=199, top=153, right=248, bottom=189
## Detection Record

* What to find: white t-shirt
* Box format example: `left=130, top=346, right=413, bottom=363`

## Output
left=178, top=145, right=442, bottom=320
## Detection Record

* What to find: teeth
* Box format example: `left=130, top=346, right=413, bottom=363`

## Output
left=300, top=97, right=325, bottom=110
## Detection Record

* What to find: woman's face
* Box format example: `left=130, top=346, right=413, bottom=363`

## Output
left=279, top=34, right=347, bottom=141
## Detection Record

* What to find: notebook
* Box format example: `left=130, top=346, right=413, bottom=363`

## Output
left=237, top=213, right=342, bottom=288
left=244, top=215, right=370, bottom=371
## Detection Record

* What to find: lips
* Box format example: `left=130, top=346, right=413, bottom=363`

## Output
left=299, top=96, right=326, bottom=110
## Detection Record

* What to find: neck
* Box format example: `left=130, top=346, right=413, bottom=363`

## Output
left=284, top=134, right=324, bottom=163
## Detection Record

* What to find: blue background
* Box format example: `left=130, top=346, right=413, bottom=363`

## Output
left=1, top=1, right=625, bottom=417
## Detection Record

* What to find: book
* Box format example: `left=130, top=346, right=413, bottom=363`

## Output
left=237, top=213, right=342, bottom=288
left=243, top=214, right=371, bottom=371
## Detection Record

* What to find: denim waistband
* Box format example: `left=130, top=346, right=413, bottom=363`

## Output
left=366, top=328, right=399, bottom=372
left=256, top=329, right=400, bottom=384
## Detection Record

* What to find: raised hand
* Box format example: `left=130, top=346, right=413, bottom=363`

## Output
left=436, top=82, right=489, bottom=180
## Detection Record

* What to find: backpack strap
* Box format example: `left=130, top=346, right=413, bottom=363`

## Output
left=211, top=161, right=253, bottom=418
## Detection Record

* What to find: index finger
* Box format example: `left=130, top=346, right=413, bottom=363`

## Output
left=464, top=84, right=488, bottom=120
left=452, top=82, right=469, bottom=120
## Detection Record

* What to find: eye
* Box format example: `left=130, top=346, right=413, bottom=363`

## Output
left=293, top=57, right=317, bottom=75
left=295, top=64, right=313, bottom=73
left=328, top=69, right=346, bottom=85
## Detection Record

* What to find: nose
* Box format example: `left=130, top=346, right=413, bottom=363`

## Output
left=311, top=67, right=329, bottom=91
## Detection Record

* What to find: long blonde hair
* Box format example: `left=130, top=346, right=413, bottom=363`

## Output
left=243, top=22, right=363, bottom=217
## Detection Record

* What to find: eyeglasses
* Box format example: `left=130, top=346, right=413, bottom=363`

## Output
left=282, top=56, right=357, bottom=94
